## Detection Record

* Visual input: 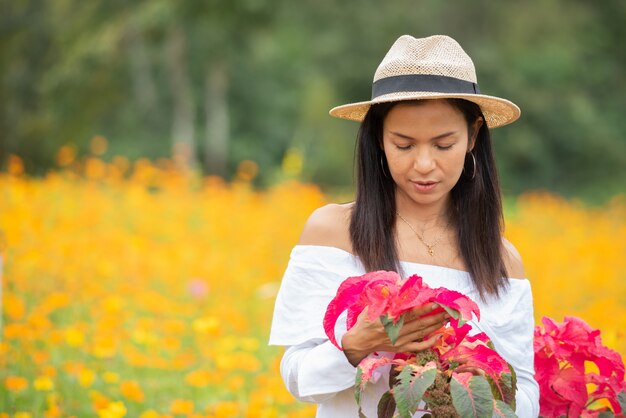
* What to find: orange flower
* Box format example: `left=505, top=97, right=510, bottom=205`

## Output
left=170, top=399, right=194, bottom=415
left=184, top=370, right=213, bottom=388
left=89, top=390, right=111, bottom=411
left=120, top=380, right=145, bottom=403
left=211, top=401, right=239, bottom=418
left=5, top=375, right=28, bottom=391
left=4, top=293, right=25, bottom=320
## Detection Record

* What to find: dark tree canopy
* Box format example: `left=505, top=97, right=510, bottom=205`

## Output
left=1, top=0, right=624, bottom=200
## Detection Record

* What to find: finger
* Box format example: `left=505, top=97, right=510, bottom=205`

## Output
left=454, top=366, right=485, bottom=377
left=357, top=306, right=370, bottom=320
left=402, top=311, right=448, bottom=334
left=406, top=303, right=438, bottom=320
left=405, top=307, right=448, bottom=324
left=398, top=332, right=443, bottom=353
left=396, top=322, right=446, bottom=346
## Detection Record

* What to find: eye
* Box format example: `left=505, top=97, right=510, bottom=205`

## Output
left=395, top=144, right=413, bottom=151
left=435, top=143, right=454, bottom=151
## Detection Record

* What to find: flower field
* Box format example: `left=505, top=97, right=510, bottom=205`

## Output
left=1, top=155, right=625, bottom=417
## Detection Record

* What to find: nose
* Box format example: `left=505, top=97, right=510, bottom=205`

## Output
left=412, top=147, right=435, bottom=174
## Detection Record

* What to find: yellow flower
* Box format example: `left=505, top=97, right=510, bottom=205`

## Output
left=97, top=401, right=127, bottom=418
left=138, top=410, right=160, bottom=418
left=78, top=368, right=96, bottom=387
left=14, top=413, right=32, bottom=418
left=1, top=154, right=624, bottom=418
left=92, top=336, right=117, bottom=359
left=34, top=375, right=54, bottom=391
left=65, top=327, right=85, bottom=347
left=4, top=375, right=28, bottom=391
left=101, top=295, right=125, bottom=314
left=131, top=328, right=158, bottom=346
left=192, top=316, right=220, bottom=336
left=240, top=337, right=260, bottom=352
left=102, top=371, right=120, bottom=384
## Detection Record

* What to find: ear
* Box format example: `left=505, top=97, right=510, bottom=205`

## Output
left=468, top=117, right=483, bottom=152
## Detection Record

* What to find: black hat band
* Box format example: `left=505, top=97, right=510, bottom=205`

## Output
left=372, top=74, right=480, bottom=99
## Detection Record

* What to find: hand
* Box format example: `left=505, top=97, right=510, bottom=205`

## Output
left=341, top=303, right=449, bottom=367
left=454, top=366, right=486, bottom=377
left=453, top=359, right=487, bottom=377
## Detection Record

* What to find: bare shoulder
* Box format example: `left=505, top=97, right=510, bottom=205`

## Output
left=297, top=203, right=353, bottom=253
left=502, top=237, right=525, bottom=279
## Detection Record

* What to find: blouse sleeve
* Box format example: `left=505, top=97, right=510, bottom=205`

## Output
left=269, top=246, right=362, bottom=400
left=280, top=338, right=356, bottom=402
left=477, top=279, right=540, bottom=418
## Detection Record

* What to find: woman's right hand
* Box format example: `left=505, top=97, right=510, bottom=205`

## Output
left=340, top=303, right=449, bottom=367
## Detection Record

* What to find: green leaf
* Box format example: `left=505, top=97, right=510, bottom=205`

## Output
left=355, top=366, right=364, bottom=405
left=493, top=400, right=518, bottom=417
left=597, top=412, right=615, bottom=418
left=393, top=364, right=438, bottom=418
left=619, top=390, right=626, bottom=412
left=507, top=364, right=517, bottom=410
left=436, top=304, right=465, bottom=325
left=377, top=390, right=396, bottom=418
left=381, top=313, right=404, bottom=345
left=488, top=368, right=517, bottom=408
left=450, top=373, right=494, bottom=418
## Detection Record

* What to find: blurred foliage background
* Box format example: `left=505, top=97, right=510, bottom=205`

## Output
left=1, top=0, right=625, bottom=200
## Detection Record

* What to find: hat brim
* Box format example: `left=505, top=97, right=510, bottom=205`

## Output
left=329, top=91, right=520, bottom=128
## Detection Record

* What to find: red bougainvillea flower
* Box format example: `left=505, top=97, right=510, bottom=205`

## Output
left=323, top=271, right=479, bottom=350
left=534, top=316, right=626, bottom=417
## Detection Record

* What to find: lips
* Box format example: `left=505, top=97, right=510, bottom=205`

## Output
left=412, top=180, right=438, bottom=192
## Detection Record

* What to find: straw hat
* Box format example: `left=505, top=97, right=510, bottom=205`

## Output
left=329, top=35, right=520, bottom=128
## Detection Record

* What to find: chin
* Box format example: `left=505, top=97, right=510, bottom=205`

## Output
left=407, top=192, right=445, bottom=207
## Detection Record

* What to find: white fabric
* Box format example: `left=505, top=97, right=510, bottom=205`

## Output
left=269, top=245, right=540, bottom=418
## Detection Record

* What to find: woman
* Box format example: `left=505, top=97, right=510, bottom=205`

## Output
left=270, top=35, right=539, bottom=417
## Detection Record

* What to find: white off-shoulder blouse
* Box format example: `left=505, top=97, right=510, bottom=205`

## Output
left=269, top=245, right=540, bottom=418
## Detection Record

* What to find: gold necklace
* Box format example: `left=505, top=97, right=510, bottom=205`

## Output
left=396, top=212, right=449, bottom=257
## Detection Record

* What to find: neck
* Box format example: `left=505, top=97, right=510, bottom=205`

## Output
left=395, top=194, right=452, bottom=228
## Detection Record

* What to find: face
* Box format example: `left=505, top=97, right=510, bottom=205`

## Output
left=382, top=100, right=482, bottom=208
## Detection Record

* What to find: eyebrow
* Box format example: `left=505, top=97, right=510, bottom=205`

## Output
left=389, top=130, right=458, bottom=141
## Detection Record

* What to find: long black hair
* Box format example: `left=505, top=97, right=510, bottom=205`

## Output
left=349, top=99, right=508, bottom=299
